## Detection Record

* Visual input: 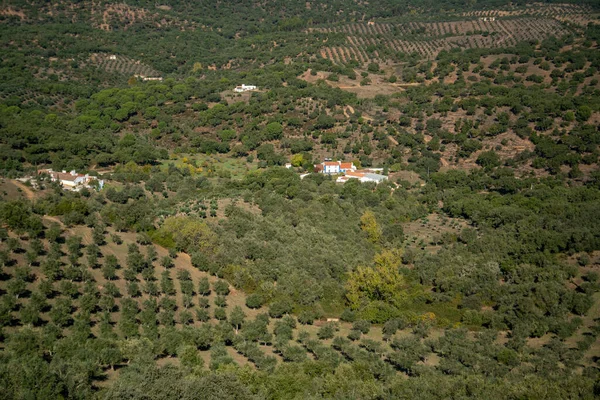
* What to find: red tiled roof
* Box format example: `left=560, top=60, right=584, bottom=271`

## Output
left=345, top=171, right=365, bottom=178
left=324, top=162, right=339, bottom=166
left=40, top=169, right=83, bottom=182
left=54, top=173, right=79, bottom=182
left=340, top=162, right=354, bottom=169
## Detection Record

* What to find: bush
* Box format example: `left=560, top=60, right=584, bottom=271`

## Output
left=214, top=307, right=227, bottom=321
left=136, top=233, right=152, bottom=245
left=317, top=323, right=336, bottom=340
left=195, top=309, right=210, bottom=322
left=213, top=280, right=230, bottom=296
left=340, top=308, right=356, bottom=322
left=269, top=300, right=293, bottom=318
left=246, top=293, right=264, bottom=309
left=214, top=295, right=227, bottom=308
left=367, top=62, right=380, bottom=73
left=298, top=310, right=315, bottom=325
left=111, top=234, right=123, bottom=245
left=191, top=252, right=209, bottom=272
left=382, top=319, right=399, bottom=337
left=347, top=329, right=361, bottom=341
left=160, top=256, right=174, bottom=269
left=352, top=320, right=370, bottom=334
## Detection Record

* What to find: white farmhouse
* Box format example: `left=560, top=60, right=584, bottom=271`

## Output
left=336, top=171, right=388, bottom=184
left=234, top=84, right=257, bottom=93
left=317, top=161, right=356, bottom=174
left=134, top=74, right=163, bottom=81
left=39, top=169, right=104, bottom=190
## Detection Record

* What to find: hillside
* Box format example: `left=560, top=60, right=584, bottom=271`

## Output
left=1, top=0, right=600, bottom=398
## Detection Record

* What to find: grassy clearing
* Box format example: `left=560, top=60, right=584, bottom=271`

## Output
left=162, top=153, right=257, bottom=180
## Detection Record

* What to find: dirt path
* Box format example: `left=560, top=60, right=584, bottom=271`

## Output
left=10, top=179, right=64, bottom=226
left=11, top=180, right=35, bottom=201
left=43, top=215, right=64, bottom=227
left=343, top=105, right=356, bottom=119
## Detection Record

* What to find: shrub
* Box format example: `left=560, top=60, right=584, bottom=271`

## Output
left=246, top=293, right=264, bottom=309
left=352, top=320, right=370, bottom=334
left=340, top=308, right=356, bottom=322
left=269, top=300, right=293, bottom=318
left=214, top=307, right=227, bottom=321
left=347, top=329, right=361, bottom=341
left=213, top=280, right=230, bottom=296
left=317, top=323, right=336, bottom=340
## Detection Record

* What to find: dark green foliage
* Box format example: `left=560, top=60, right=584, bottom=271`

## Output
left=269, top=299, right=293, bottom=318
left=198, top=277, right=211, bottom=296
left=317, top=323, right=337, bottom=340
left=352, top=320, right=371, bottom=335
left=213, top=280, right=230, bottom=296
left=347, top=329, right=361, bottom=341
left=214, top=307, right=227, bottom=321
left=1, top=2, right=600, bottom=398
left=246, top=293, right=264, bottom=309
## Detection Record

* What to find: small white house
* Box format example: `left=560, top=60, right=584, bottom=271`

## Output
left=322, top=161, right=341, bottom=174
left=134, top=74, right=163, bottom=81
left=234, top=84, right=257, bottom=93
left=39, top=169, right=104, bottom=190
left=317, top=161, right=356, bottom=174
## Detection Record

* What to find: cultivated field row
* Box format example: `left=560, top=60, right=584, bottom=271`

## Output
left=313, top=17, right=571, bottom=38
left=89, top=53, right=161, bottom=78
left=317, top=17, right=572, bottom=63
left=460, top=3, right=593, bottom=18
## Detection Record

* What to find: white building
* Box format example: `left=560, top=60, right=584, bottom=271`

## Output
left=317, top=161, right=356, bottom=174
left=234, top=84, right=257, bottom=93
left=39, top=169, right=104, bottom=190
left=336, top=171, right=388, bottom=184
left=134, top=74, right=163, bottom=81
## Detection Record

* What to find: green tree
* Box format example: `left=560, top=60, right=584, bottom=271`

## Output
left=102, top=255, right=119, bottom=280
left=230, top=306, right=246, bottom=333
left=214, top=307, right=227, bottom=321
left=160, top=255, right=174, bottom=269
left=213, top=280, right=230, bottom=296
left=198, top=277, right=211, bottom=296
left=317, top=323, right=336, bottom=340
left=119, top=298, right=139, bottom=338
left=50, top=297, right=73, bottom=327
left=246, top=293, right=264, bottom=309
left=576, top=105, right=592, bottom=122
left=161, top=270, right=176, bottom=296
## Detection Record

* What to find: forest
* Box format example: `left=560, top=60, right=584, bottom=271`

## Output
left=1, top=0, right=600, bottom=398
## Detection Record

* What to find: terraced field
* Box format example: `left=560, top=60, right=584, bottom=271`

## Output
left=315, top=17, right=573, bottom=63
left=89, top=53, right=162, bottom=78
left=312, top=3, right=595, bottom=65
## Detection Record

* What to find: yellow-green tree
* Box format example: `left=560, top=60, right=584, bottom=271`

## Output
left=291, top=154, right=304, bottom=167
left=192, top=62, right=203, bottom=73
left=346, top=249, right=418, bottom=310
left=360, top=210, right=382, bottom=244
left=159, top=216, right=218, bottom=255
